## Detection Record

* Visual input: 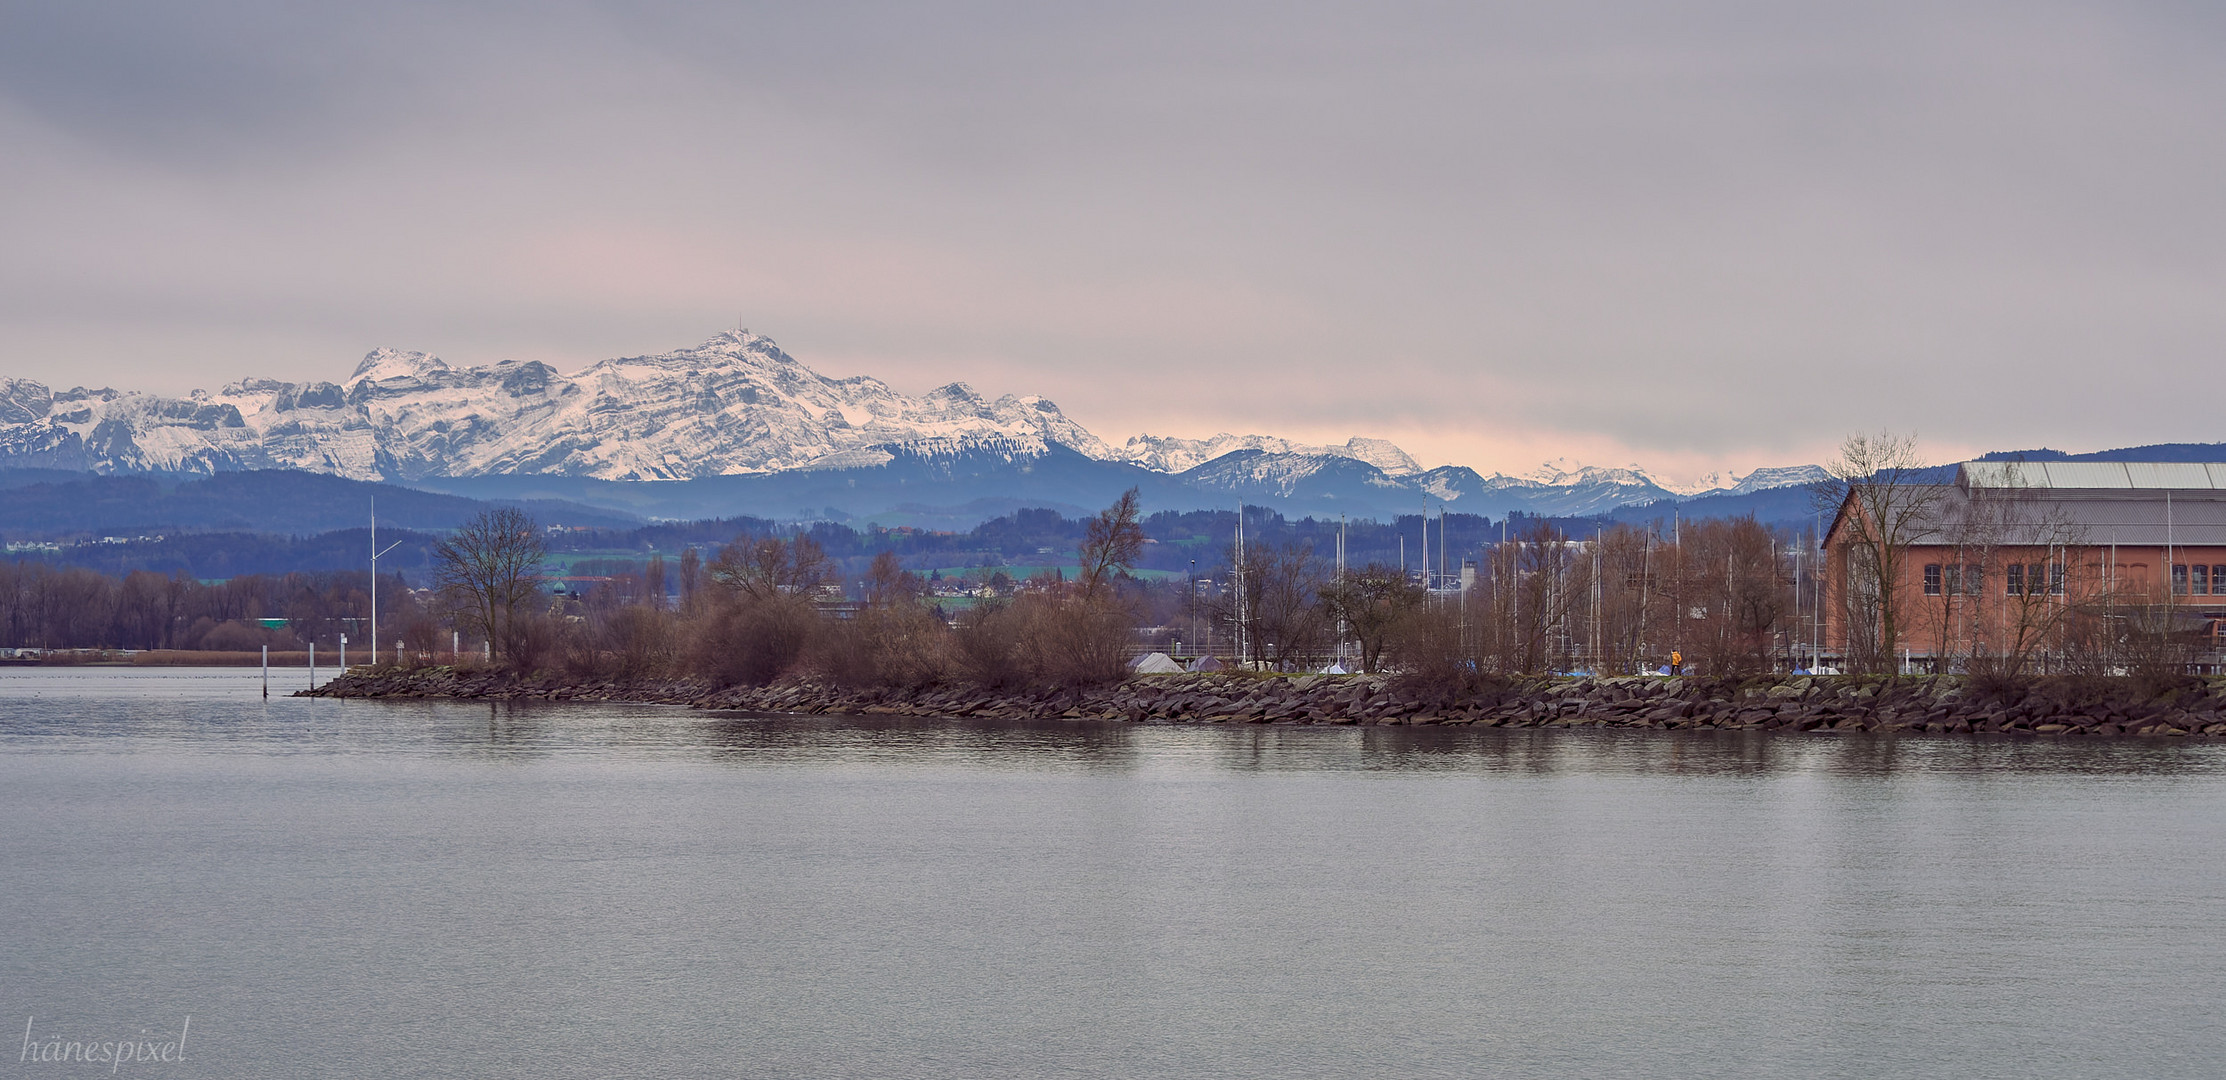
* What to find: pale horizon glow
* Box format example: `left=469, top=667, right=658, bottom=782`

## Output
left=1, top=2, right=2219, bottom=481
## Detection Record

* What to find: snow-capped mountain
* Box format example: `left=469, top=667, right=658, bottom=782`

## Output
left=1475, top=458, right=1831, bottom=500
left=0, top=332, right=1112, bottom=481
left=0, top=329, right=1828, bottom=523
left=1120, top=433, right=1421, bottom=476
left=1701, top=464, right=1832, bottom=496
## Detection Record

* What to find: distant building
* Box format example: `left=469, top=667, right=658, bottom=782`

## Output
left=1823, top=461, right=2226, bottom=670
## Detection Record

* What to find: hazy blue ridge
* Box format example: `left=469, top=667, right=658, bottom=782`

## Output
left=0, top=469, right=637, bottom=538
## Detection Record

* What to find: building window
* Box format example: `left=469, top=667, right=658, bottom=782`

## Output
left=2214, top=565, right=2226, bottom=596
left=1963, top=564, right=1983, bottom=596
left=1924, top=563, right=1942, bottom=595
left=2005, top=564, right=2024, bottom=596
left=2173, top=564, right=2189, bottom=595
left=2050, top=563, right=2066, bottom=596
left=2197, top=565, right=2211, bottom=595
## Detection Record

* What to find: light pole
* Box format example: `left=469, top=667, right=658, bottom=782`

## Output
left=369, top=497, right=403, bottom=665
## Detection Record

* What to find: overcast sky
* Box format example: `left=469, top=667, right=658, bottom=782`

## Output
left=2, top=1, right=2220, bottom=482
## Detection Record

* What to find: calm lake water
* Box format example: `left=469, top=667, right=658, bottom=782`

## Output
left=3, top=667, right=2223, bottom=1079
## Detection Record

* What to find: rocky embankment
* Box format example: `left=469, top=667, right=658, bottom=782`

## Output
left=308, top=667, right=2226, bottom=736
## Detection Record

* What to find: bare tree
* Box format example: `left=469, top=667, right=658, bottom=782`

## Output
left=1211, top=539, right=1330, bottom=668
left=1511, top=520, right=1578, bottom=673
left=1681, top=517, right=1791, bottom=676
left=1591, top=524, right=1656, bottom=675
left=1958, top=471, right=2085, bottom=679
left=1818, top=431, right=1944, bottom=674
left=434, top=507, right=547, bottom=665
left=862, top=550, right=925, bottom=608
left=1469, top=519, right=1580, bottom=674
left=687, top=534, right=838, bottom=687
left=678, top=546, right=703, bottom=612
left=709, top=534, right=834, bottom=602
left=1320, top=563, right=1424, bottom=673
left=1077, top=488, right=1146, bottom=600
left=644, top=554, right=668, bottom=612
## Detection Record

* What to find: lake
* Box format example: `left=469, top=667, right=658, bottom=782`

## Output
left=3, top=667, right=2222, bottom=1079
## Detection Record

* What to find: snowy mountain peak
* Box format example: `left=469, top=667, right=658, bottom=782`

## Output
left=350, top=348, right=449, bottom=382
left=1340, top=437, right=1422, bottom=477
left=1119, top=432, right=1424, bottom=476
left=1504, top=458, right=1659, bottom=490
left=0, top=328, right=1834, bottom=516
left=1712, top=464, right=1832, bottom=496
left=0, top=330, right=1117, bottom=482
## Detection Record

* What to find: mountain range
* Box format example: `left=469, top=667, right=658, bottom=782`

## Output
left=0, top=330, right=1830, bottom=525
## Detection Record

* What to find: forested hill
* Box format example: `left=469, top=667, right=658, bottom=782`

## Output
left=0, top=469, right=636, bottom=539
left=10, top=505, right=1524, bottom=583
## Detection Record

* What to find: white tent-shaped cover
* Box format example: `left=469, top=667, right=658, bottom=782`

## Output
left=1130, top=652, right=1183, bottom=674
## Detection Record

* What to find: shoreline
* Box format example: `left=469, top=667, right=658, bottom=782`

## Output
left=304, top=668, right=2226, bottom=737
left=2, top=650, right=327, bottom=667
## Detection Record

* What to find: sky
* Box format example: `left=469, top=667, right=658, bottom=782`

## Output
left=2, top=1, right=2221, bottom=485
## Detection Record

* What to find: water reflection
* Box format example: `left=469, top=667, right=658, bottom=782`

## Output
left=1158, top=720, right=2226, bottom=779
left=699, top=712, right=1153, bottom=773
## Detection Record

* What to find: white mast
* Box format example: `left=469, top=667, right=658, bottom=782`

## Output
left=370, top=498, right=377, bottom=662
left=1336, top=513, right=1348, bottom=665
left=1233, top=504, right=1248, bottom=664
left=369, top=497, right=403, bottom=666
left=1420, top=498, right=1429, bottom=589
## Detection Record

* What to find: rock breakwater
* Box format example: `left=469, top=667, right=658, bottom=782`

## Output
left=308, top=668, right=2226, bottom=736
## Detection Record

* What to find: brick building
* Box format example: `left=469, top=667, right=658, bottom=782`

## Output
left=1823, top=461, right=2226, bottom=672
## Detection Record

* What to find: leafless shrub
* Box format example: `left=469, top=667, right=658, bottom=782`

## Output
left=1387, top=601, right=1491, bottom=692
left=503, top=609, right=559, bottom=675
left=557, top=616, right=605, bottom=680
left=810, top=605, right=951, bottom=689
left=1023, top=595, right=1134, bottom=687
left=684, top=591, right=818, bottom=688
left=951, top=600, right=1027, bottom=688
left=197, top=621, right=276, bottom=652
left=950, top=592, right=1133, bottom=689
left=2120, top=597, right=2201, bottom=693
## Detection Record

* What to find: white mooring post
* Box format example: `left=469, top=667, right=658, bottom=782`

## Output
left=339, top=634, right=347, bottom=670
left=261, top=645, right=269, bottom=698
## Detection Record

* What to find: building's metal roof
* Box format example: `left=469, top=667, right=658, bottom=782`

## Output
left=1958, top=461, right=2226, bottom=490
left=1897, top=482, right=2226, bottom=548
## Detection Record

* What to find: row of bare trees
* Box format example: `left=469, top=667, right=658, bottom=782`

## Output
left=1175, top=515, right=1805, bottom=676
left=0, top=562, right=382, bottom=652
left=418, top=492, right=1151, bottom=690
